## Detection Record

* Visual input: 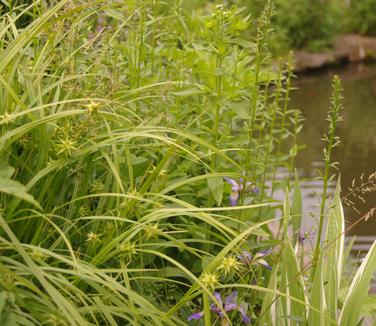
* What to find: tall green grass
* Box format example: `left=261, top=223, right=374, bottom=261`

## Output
left=0, top=1, right=375, bottom=325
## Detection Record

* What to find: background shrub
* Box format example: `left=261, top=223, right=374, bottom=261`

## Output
left=222, top=0, right=344, bottom=52
left=348, top=0, right=376, bottom=35
left=272, top=0, right=343, bottom=51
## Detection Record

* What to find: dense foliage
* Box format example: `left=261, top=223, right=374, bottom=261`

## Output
left=348, top=0, right=376, bottom=35
left=0, top=1, right=375, bottom=325
left=273, top=0, right=342, bottom=51
left=238, top=0, right=342, bottom=52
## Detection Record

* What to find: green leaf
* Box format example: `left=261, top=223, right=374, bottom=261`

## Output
left=324, top=178, right=344, bottom=321
left=171, top=88, right=203, bottom=96
left=291, top=171, right=302, bottom=233
left=207, top=176, right=223, bottom=206
left=0, top=161, right=14, bottom=179
left=232, top=38, right=255, bottom=48
left=259, top=263, right=279, bottom=325
left=282, top=190, right=290, bottom=235
left=339, top=241, right=376, bottom=326
left=0, top=178, right=41, bottom=210
left=160, top=267, right=191, bottom=280
left=201, top=255, right=214, bottom=270
left=233, top=104, right=251, bottom=120
left=0, top=292, right=9, bottom=313
left=308, top=253, right=327, bottom=325
left=343, top=236, right=356, bottom=267
left=281, top=192, right=307, bottom=325
left=0, top=292, right=34, bottom=326
left=105, top=8, right=125, bottom=21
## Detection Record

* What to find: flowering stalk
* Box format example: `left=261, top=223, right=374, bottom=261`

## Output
left=312, top=75, right=343, bottom=277
left=246, top=3, right=273, bottom=180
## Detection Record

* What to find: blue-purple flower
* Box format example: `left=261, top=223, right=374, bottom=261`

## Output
left=224, top=177, right=259, bottom=207
left=298, top=231, right=315, bottom=245
left=238, top=249, right=272, bottom=270
left=298, top=232, right=305, bottom=245
left=188, top=291, right=250, bottom=324
left=188, top=311, right=204, bottom=321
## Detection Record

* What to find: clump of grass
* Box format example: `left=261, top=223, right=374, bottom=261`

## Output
left=1, top=1, right=376, bottom=325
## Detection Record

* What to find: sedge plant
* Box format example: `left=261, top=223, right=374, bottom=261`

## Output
left=0, top=1, right=375, bottom=326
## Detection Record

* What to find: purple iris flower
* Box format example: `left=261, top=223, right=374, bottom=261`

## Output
left=224, top=177, right=259, bottom=207
left=298, top=232, right=305, bottom=245
left=238, top=249, right=272, bottom=270
left=210, top=291, right=237, bottom=317
left=187, top=311, right=204, bottom=321
left=238, top=304, right=251, bottom=324
left=298, top=230, right=315, bottom=245
left=188, top=291, right=251, bottom=324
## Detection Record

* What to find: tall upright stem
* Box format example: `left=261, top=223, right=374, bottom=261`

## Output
left=312, top=75, right=343, bottom=277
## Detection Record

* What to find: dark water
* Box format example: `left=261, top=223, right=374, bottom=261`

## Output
left=291, top=62, right=376, bottom=250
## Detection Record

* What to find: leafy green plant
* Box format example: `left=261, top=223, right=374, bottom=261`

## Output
left=272, top=0, right=342, bottom=52
left=228, top=0, right=343, bottom=52
left=0, top=1, right=300, bottom=324
left=348, top=0, right=376, bottom=35
left=0, top=1, right=375, bottom=325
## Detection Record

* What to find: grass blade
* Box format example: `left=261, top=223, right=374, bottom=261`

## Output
left=339, top=241, right=376, bottom=326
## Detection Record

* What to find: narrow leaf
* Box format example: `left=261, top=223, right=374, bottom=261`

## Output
left=282, top=191, right=307, bottom=324
left=339, top=241, right=376, bottom=326
left=0, top=178, right=41, bottom=210
left=308, top=253, right=327, bottom=325
left=291, top=171, right=302, bottom=233
left=324, top=178, right=344, bottom=320
left=259, top=263, right=279, bottom=326
left=0, top=161, right=14, bottom=179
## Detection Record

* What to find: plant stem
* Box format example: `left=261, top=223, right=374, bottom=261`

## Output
left=312, top=75, right=343, bottom=277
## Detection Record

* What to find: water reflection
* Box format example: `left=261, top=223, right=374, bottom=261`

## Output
left=291, top=62, right=376, bottom=250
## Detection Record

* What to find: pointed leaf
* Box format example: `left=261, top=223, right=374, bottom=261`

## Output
left=324, top=178, right=344, bottom=320
left=207, top=176, right=223, bottom=206
left=308, top=253, right=327, bottom=325
left=282, top=191, right=307, bottom=324
left=291, top=171, right=302, bottom=233
left=339, top=241, right=376, bottom=326
left=259, top=263, right=279, bottom=326
left=0, top=161, right=14, bottom=179
left=0, top=178, right=41, bottom=210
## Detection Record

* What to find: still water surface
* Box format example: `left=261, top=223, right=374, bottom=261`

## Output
left=291, top=62, right=376, bottom=250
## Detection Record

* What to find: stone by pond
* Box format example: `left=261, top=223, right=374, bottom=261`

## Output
left=294, top=34, right=376, bottom=72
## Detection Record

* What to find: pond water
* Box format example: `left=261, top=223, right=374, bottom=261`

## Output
left=291, top=62, right=376, bottom=251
